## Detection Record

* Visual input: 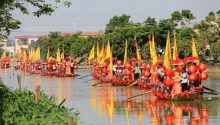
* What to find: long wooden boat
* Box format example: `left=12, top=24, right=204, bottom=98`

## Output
left=1, top=65, right=10, bottom=69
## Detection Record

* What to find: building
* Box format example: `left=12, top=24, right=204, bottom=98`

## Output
left=0, top=38, right=7, bottom=50
left=15, top=36, right=39, bottom=53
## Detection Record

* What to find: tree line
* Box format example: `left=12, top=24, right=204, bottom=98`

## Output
left=30, top=9, right=220, bottom=63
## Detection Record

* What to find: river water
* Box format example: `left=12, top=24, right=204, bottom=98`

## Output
left=1, top=68, right=220, bottom=125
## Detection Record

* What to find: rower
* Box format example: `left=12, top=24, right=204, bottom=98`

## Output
left=134, top=63, right=141, bottom=80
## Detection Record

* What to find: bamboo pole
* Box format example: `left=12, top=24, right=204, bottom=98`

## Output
left=17, top=74, right=21, bottom=90
left=35, top=85, right=41, bottom=103
left=68, top=116, right=74, bottom=125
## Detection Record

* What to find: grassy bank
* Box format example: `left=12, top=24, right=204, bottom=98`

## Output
left=0, top=81, right=79, bottom=125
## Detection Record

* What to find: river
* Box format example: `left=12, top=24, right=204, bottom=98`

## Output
left=0, top=68, right=220, bottom=125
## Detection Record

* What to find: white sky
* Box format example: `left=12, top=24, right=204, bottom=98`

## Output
left=10, top=0, right=220, bottom=38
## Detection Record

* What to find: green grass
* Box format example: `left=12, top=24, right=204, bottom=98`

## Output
left=0, top=81, right=79, bottom=125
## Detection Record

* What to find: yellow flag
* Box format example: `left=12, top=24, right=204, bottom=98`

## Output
left=88, top=45, right=95, bottom=64
left=1, top=51, right=6, bottom=60
left=163, top=32, right=171, bottom=69
left=192, top=35, right=200, bottom=64
left=151, top=32, right=158, bottom=65
left=135, top=37, right=142, bottom=64
left=97, top=42, right=100, bottom=62
left=46, top=48, right=50, bottom=60
left=108, top=50, right=113, bottom=79
left=99, top=43, right=105, bottom=64
left=104, top=40, right=111, bottom=60
left=56, top=47, right=61, bottom=63
left=173, top=31, right=178, bottom=60
left=61, top=45, right=64, bottom=60
left=33, top=47, right=40, bottom=62
left=124, top=40, right=128, bottom=65
left=22, top=50, right=27, bottom=64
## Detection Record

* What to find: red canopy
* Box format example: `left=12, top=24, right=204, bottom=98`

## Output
left=172, top=59, right=184, bottom=65
left=184, top=57, right=198, bottom=63
left=149, top=56, right=163, bottom=62
left=129, top=58, right=138, bottom=62
left=67, top=55, right=75, bottom=59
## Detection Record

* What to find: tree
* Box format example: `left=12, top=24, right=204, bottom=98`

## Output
left=105, top=14, right=131, bottom=34
left=205, top=11, right=216, bottom=22
left=171, top=11, right=183, bottom=27
left=181, top=9, right=195, bottom=26
left=0, top=0, right=71, bottom=37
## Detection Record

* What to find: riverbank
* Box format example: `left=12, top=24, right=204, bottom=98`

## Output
left=207, top=63, right=220, bottom=73
left=0, top=80, right=79, bottom=124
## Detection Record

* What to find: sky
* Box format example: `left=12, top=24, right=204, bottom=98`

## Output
left=10, top=0, right=220, bottom=38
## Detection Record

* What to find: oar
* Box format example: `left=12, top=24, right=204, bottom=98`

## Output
left=200, top=91, right=218, bottom=95
left=78, top=75, right=90, bottom=79
left=203, top=86, right=217, bottom=92
left=92, top=82, right=102, bottom=86
left=196, top=90, right=218, bottom=95
left=127, top=91, right=151, bottom=100
left=129, top=81, right=138, bottom=87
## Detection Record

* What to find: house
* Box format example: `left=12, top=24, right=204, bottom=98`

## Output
left=14, top=36, right=39, bottom=53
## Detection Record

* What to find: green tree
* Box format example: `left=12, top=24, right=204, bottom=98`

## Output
left=171, top=11, right=183, bottom=27
left=181, top=9, right=195, bottom=26
left=105, top=14, right=131, bottom=34
left=205, top=11, right=216, bottom=22
left=0, top=0, right=71, bottom=37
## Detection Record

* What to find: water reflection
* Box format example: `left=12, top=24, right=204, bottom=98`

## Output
left=0, top=69, right=220, bottom=125
left=88, top=86, right=219, bottom=125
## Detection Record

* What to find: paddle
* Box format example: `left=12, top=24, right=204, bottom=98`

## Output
left=200, top=91, right=218, bottom=95
left=195, top=90, right=218, bottom=95
left=126, top=91, right=151, bottom=100
left=92, top=82, right=102, bottom=86
left=78, top=75, right=90, bottom=79
left=129, top=81, right=138, bottom=87
left=203, top=86, right=217, bottom=92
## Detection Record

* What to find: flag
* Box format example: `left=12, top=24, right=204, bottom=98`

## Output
left=192, top=35, right=200, bottom=64
left=22, top=50, right=27, bottom=64
left=46, top=48, right=50, bottom=60
left=151, top=32, right=158, bottom=66
left=88, top=45, right=95, bottom=65
left=1, top=51, right=6, bottom=60
left=97, top=42, right=100, bottom=62
left=104, top=40, right=111, bottom=60
left=163, top=32, right=171, bottom=69
left=124, top=40, right=128, bottom=65
left=108, top=50, right=113, bottom=79
left=99, top=42, right=105, bottom=64
left=33, top=47, right=40, bottom=62
left=173, top=31, right=179, bottom=60
left=56, top=47, right=61, bottom=63
left=61, top=45, right=64, bottom=60
left=135, top=37, right=142, bottom=64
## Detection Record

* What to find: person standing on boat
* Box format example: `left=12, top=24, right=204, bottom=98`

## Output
left=134, top=63, right=141, bottom=80
left=65, top=59, right=71, bottom=75
left=70, top=60, right=74, bottom=74
left=157, top=63, right=165, bottom=82
left=181, top=68, right=188, bottom=92
left=172, top=67, right=182, bottom=95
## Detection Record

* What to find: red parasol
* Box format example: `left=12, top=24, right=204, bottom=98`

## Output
left=184, top=56, right=198, bottom=63
left=172, top=59, right=184, bottom=65
left=105, top=57, right=117, bottom=61
left=149, top=56, right=163, bottom=62
left=129, top=58, right=138, bottom=62
left=67, top=55, right=75, bottom=59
